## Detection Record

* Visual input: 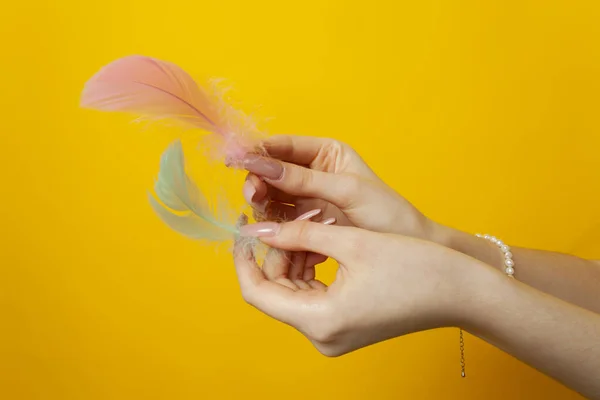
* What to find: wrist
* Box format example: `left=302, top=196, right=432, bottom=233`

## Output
left=425, top=219, right=457, bottom=248
left=426, top=223, right=507, bottom=273
left=410, top=242, right=502, bottom=330
left=448, top=256, right=509, bottom=330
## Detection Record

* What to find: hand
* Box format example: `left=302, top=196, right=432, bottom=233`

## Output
left=242, top=135, right=438, bottom=240
left=234, top=219, right=481, bottom=356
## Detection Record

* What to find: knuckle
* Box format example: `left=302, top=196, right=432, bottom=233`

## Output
left=312, top=139, right=349, bottom=170
left=322, top=137, right=350, bottom=151
left=317, top=139, right=349, bottom=163
left=326, top=139, right=347, bottom=153
left=293, top=220, right=315, bottom=247
left=282, top=163, right=314, bottom=194
left=296, top=167, right=314, bottom=190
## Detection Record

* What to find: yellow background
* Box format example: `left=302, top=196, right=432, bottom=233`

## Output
left=1, top=1, right=598, bottom=399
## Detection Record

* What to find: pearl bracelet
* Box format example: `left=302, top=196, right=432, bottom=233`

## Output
left=475, top=233, right=515, bottom=276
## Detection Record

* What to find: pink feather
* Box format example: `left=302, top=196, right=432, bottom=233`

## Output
left=80, top=55, right=264, bottom=165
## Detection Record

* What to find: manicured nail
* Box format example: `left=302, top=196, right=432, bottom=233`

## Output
left=242, top=180, right=257, bottom=203
left=239, top=222, right=280, bottom=237
left=294, top=209, right=322, bottom=221
left=255, top=198, right=270, bottom=214
left=322, top=217, right=336, bottom=225
left=243, top=154, right=283, bottom=180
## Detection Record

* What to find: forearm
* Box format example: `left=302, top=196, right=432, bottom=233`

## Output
left=434, top=224, right=600, bottom=313
left=464, top=265, right=600, bottom=399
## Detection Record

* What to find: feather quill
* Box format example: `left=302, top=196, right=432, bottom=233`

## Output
left=148, top=139, right=240, bottom=241
left=81, top=55, right=264, bottom=165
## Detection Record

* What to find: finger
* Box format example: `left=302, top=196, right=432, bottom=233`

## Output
left=305, top=253, right=328, bottom=268
left=294, top=279, right=312, bottom=290
left=243, top=174, right=270, bottom=214
left=288, top=251, right=306, bottom=281
left=262, top=248, right=298, bottom=291
left=233, top=236, right=300, bottom=325
left=304, top=214, right=336, bottom=270
left=261, top=135, right=337, bottom=165
left=287, top=208, right=324, bottom=282
left=242, top=155, right=359, bottom=210
left=232, top=236, right=265, bottom=291
left=304, top=250, right=330, bottom=283
left=244, top=173, right=298, bottom=205
left=244, top=174, right=268, bottom=202
left=239, top=221, right=364, bottom=265
left=293, top=257, right=326, bottom=290
left=243, top=175, right=300, bottom=221
left=306, top=279, right=328, bottom=291
left=303, top=263, right=316, bottom=281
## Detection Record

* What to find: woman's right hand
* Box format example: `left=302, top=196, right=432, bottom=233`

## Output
left=242, top=135, right=440, bottom=241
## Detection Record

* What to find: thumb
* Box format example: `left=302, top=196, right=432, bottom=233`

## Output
left=239, top=220, right=365, bottom=265
left=242, top=154, right=361, bottom=210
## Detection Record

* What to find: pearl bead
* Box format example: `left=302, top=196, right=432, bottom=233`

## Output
left=479, top=234, right=515, bottom=277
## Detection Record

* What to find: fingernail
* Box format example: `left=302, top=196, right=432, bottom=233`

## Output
left=242, top=180, right=257, bottom=203
left=243, top=154, right=283, bottom=180
left=239, top=222, right=280, bottom=237
left=322, top=217, right=336, bottom=225
left=255, top=198, right=269, bottom=214
left=294, top=209, right=322, bottom=221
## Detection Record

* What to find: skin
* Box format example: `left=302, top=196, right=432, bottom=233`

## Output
left=241, top=135, right=600, bottom=314
left=232, top=135, right=600, bottom=398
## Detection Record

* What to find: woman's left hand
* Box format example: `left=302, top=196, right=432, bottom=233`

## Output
left=234, top=220, right=600, bottom=400
left=234, top=219, right=488, bottom=356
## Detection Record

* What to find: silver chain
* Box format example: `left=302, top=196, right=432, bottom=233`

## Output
left=459, top=328, right=466, bottom=377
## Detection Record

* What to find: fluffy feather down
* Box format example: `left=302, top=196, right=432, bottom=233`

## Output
left=81, top=55, right=264, bottom=165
